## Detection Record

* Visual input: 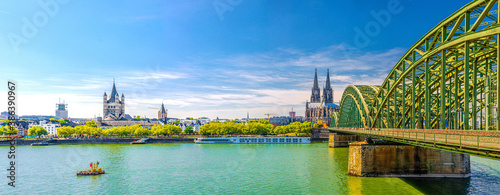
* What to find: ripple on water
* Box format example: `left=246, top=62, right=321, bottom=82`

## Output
left=1, top=143, right=499, bottom=194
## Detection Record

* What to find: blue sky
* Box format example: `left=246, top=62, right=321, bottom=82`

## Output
left=0, top=0, right=471, bottom=119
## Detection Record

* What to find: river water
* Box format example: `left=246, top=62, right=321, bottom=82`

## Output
left=1, top=143, right=499, bottom=194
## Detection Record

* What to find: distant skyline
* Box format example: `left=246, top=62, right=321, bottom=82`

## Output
left=0, top=0, right=470, bottom=119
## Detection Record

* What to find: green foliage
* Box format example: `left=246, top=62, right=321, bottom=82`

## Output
left=199, top=120, right=275, bottom=136
left=1, top=119, right=14, bottom=123
left=151, top=124, right=182, bottom=136
left=313, top=123, right=321, bottom=128
left=184, top=126, right=194, bottom=134
left=0, top=126, right=18, bottom=135
left=271, top=121, right=312, bottom=135
left=57, top=126, right=74, bottom=137
left=134, top=125, right=149, bottom=136
left=28, top=126, right=48, bottom=138
left=50, top=118, right=57, bottom=121
left=173, top=120, right=180, bottom=124
left=86, top=120, right=98, bottom=128
left=58, top=119, right=70, bottom=124
left=258, top=119, right=269, bottom=124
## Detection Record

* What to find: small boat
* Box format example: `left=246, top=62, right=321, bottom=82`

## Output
left=31, top=143, right=48, bottom=146
left=131, top=138, right=149, bottom=144
left=77, top=162, right=105, bottom=176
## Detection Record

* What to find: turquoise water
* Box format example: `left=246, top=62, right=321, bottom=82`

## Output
left=1, top=143, right=500, bottom=194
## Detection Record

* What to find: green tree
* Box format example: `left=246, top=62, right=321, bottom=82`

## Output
left=1, top=126, right=18, bottom=136
left=184, top=126, right=193, bottom=134
left=86, top=120, right=98, bottom=128
left=28, top=126, right=48, bottom=138
left=0, top=126, right=7, bottom=135
left=117, top=126, right=130, bottom=137
left=58, top=119, right=70, bottom=124
left=57, top=126, right=74, bottom=137
left=258, top=119, right=269, bottom=124
left=1, top=119, right=14, bottom=123
left=104, top=127, right=118, bottom=136
left=167, top=125, right=182, bottom=135
left=313, top=123, right=321, bottom=128
left=134, top=125, right=149, bottom=136
left=173, top=120, right=180, bottom=125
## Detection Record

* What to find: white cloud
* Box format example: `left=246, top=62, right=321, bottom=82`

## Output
left=7, top=44, right=404, bottom=119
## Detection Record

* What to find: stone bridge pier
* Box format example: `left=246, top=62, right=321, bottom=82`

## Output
left=328, top=133, right=364, bottom=148
left=347, top=142, right=471, bottom=177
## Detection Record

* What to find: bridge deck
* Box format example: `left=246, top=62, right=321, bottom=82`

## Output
left=329, top=128, right=500, bottom=160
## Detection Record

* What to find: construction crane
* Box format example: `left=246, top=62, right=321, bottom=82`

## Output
left=264, top=113, right=277, bottom=121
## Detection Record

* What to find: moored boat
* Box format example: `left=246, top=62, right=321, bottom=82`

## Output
left=195, top=137, right=310, bottom=144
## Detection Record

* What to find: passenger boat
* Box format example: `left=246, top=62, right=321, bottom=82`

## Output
left=77, top=162, right=105, bottom=176
left=194, top=137, right=310, bottom=144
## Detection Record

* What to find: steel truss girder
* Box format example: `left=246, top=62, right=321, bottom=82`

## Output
left=336, top=0, right=500, bottom=131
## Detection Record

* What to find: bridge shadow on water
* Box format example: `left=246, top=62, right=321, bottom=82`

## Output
left=400, top=158, right=500, bottom=195
left=400, top=177, right=471, bottom=195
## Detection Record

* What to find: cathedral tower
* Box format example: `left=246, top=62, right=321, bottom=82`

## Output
left=311, top=69, right=321, bottom=103
left=322, top=69, right=333, bottom=103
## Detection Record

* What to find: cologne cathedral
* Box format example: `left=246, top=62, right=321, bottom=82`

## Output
left=305, top=69, right=339, bottom=126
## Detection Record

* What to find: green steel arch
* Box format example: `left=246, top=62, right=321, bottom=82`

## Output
left=336, top=0, right=500, bottom=130
left=335, top=85, right=379, bottom=127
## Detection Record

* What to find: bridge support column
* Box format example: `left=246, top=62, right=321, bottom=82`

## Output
left=328, top=133, right=363, bottom=148
left=348, top=142, right=470, bottom=177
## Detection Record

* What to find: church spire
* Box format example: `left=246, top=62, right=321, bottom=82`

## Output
left=313, top=69, right=319, bottom=90
left=311, top=69, right=321, bottom=103
left=160, top=102, right=166, bottom=113
left=323, top=69, right=333, bottom=103
left=326, top=69, right=331, bottom=88
left=108, top=79, right=120, bottom=103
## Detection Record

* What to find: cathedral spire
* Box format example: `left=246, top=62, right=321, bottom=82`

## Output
left=313, top=69, right=319, bottom=90
left=326, top=69, right=331, bottom=88
left=311, top=69, right=321, bottom=103
left=323, top=69, right=333, bottom=103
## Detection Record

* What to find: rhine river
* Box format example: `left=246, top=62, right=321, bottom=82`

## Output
left=1, top=143, right=500, bottom=194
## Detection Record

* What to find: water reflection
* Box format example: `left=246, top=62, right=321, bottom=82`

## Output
left=401, top=178, right=470, bottom=195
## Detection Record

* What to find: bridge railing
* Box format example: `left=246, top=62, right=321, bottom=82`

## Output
left=331, top=127, right=500, bottom=152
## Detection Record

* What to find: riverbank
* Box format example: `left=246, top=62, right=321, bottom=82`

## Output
left=0, top=137, right=196, bottom=146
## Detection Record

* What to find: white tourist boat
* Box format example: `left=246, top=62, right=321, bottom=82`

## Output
left=194, top=137, right=311, bottom=144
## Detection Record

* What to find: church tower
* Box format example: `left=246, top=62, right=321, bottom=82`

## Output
left=158, top=102, right=168, bottom=120
left=322, top=69, right=333, bottom=103
left=103, top=79, right=125, bottom=120
left=311, top=69, right=321, bottom=103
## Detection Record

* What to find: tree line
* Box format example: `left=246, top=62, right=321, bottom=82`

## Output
left=56, top=122, right=183, bottom=137
left=199, top=119, right=312, bottom=136
left=5, top=119, right=313, bottom=138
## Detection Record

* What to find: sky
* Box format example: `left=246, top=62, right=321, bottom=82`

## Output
left=0, top=0, right=471, bottom=119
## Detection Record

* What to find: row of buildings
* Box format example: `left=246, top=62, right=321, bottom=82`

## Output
left=2, top=68, right=333, bottom=136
